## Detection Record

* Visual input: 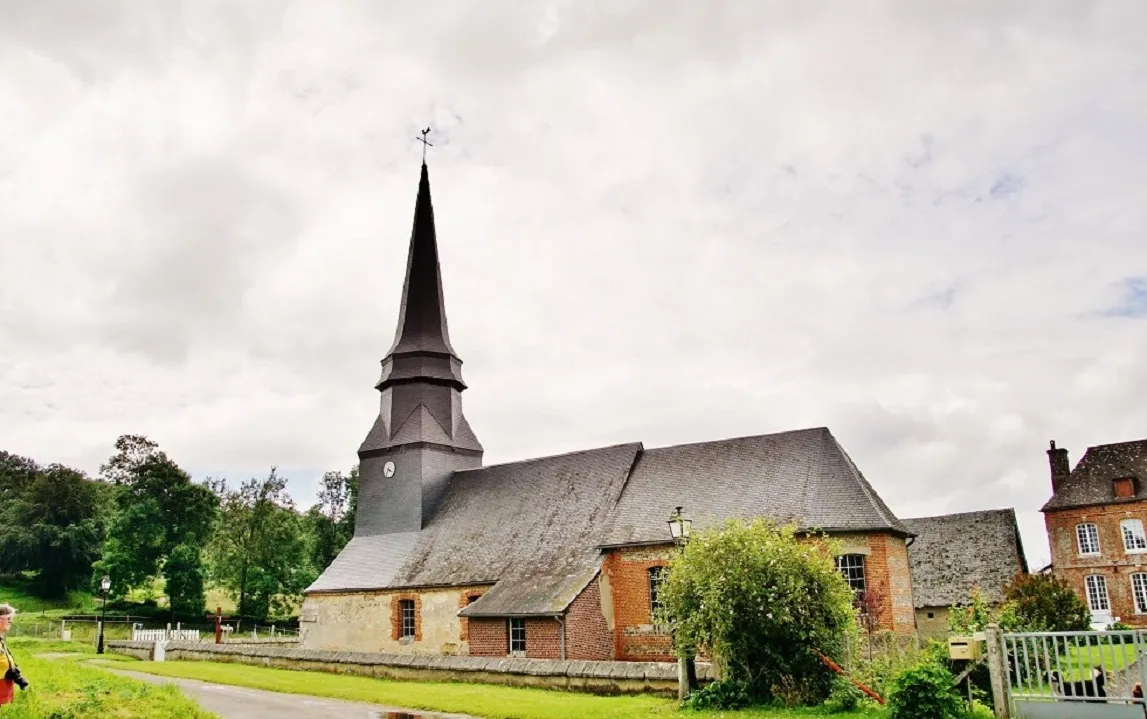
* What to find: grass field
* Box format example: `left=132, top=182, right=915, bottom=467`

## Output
left=119, top=659, right=891, bottom=719
left=2, top=638, right=217, bottom=719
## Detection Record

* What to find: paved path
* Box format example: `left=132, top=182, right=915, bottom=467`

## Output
left=101, top=666, right=475, bottom=719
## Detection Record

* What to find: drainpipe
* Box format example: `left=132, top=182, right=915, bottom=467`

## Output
left=556, top=615, right=566, bottom=660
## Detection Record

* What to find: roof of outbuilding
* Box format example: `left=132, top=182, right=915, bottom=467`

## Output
left=309, top=427, right=910, bottom=615
left=1041, top=439, right=1147, bottom=511
left=597, top=427, right=909, bottom=547
left=901, top=508, right=1027, bottom=608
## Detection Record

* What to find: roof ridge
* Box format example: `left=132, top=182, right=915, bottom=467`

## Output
left=454, top=441, right=644, bottom=473
left=902, top=508, right=1017, bottom=523
left=644, top=426, right=830, bottom=453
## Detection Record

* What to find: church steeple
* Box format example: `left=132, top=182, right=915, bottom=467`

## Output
left=356, top=159, right=483, bottom=536
left=385, top=163, right=458, bottom=361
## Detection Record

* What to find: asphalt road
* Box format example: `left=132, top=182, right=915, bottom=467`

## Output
left=109, top=667, right=474, bottom=719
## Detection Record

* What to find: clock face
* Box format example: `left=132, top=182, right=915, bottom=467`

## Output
left=383, top=461, right=396, bottom=478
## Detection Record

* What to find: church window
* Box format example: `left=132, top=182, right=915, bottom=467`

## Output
left=509, top=618, right=526, bottom=654
left=1122, top=519, right=1147, bottom=553
left=835, top=554, right=867, bottom=606
left=648, top=567, right=666, bottom=617
left=1077, top=523, right=1101, bottom=556
left=399, top=599, right=416, bottom=639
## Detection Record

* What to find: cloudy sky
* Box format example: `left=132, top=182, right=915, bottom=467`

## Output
left=2, top=1, right=1145, bottom=567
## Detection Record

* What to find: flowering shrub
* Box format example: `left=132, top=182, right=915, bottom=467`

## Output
left=658, top=519, right=857, bottom=706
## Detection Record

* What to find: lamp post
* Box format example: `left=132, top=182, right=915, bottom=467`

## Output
left=667, top=506, right=697, bottom=699
left=97, top=574, right=110, bottom=655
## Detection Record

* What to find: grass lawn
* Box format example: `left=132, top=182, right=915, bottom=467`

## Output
left=118, top=659, right=888, bottom=719
left=1, top=639, right=218, bottom=719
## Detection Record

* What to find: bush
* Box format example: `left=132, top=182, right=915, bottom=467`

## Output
left=824, top=675, right=864, bottom=713
left=887, top=659, right=964, bottom=719
left=659, top=519, right=857, bottom=706
left=683, top=679, right=752, bottom=710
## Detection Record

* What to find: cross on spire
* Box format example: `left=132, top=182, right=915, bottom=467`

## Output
left=415, top=127, right=433, bottom=164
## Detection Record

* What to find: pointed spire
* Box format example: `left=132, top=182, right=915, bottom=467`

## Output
left=387, top=162, right=457, bottom=358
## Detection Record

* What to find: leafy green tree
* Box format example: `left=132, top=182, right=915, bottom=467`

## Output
left=0, top=461, right=110, bottom=596
left=164, top=543, right=206, bottom=616
left=659, top=519, right=857, bottom=706
left=96, top=435, right=218, bottom=610
left=207, top=468, right=316, bottom=620
left=1001, top=572, right=1090, bottom=632
left=304, top=465, right=357, bottom=572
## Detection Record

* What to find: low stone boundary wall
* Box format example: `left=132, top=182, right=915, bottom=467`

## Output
left=107, top=640, right=715, bottom=696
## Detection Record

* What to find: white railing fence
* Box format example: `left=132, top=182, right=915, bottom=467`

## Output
left=132, top=626, right=201, bottom=642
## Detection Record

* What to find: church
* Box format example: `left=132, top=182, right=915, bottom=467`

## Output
left=298, top=161, right=919, bottom=661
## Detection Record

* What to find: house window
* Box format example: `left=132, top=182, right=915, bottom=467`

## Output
left=1123, top=519, right=1147, bottom=552
left=1115, top=478, right=1136, bottom=498
left=509, top=618, right=526, bottom=654
left=648, top=567, right=666, bottom=616
left=1076, top=523, right=1101, bottom=556
left=835, top=554, right=867, bottom=606
left=1085, top=575, right=1110, bottom=612
left=1132, top=574, right=1147, bottom=614
left=399, top=599, right=416, bottom=639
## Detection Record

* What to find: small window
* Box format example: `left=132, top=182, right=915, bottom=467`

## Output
left=509, top=618, right=526, bottom=654
left=1115, top=478, right=1136, bottom=498
left=927, top=612, right=935, bottom=619
left=835, top=554, right=867, bottom=607
left=648, top=567, right=666, bottom=616
left=1123, top=519, right=1147, bottom=552
left=1132, top=574, right=1147, bottom=614
left=466, top=594, right=480, bottom=605
left=399, top=599, right=416, bottom=639
left=1085, top=575, right=1110, bottom=612
left=1077, top=523, right=1101, bottom=556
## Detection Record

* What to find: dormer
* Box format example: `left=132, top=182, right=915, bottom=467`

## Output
left=1114, top=476, right=1138, bottom=499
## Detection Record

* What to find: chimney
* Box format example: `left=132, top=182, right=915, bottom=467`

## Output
left=1048, top=440, right=1070, bottom=493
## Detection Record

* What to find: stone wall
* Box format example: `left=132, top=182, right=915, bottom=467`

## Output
left=300, top=585, right=493, bottom=654
left=107, top=640, right=715, bottom=696
left=915, top=606, right=951, bottom=639
left=1047, top=501, right=1147, bottom=627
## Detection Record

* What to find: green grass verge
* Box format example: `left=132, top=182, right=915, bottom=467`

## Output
left=118, top=660, right=887, bottom=719
left=0, top=649, right=218, bottom=718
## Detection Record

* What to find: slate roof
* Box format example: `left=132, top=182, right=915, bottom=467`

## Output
left=597, top=427, right=910, bottom=547
left=308, top=443, right=642, bottom=616
left=901, top=509, right=1027, bottom=608
left=309, top=427, right=909, bottom=615
left=1042, top=439, right=1147, bottom=511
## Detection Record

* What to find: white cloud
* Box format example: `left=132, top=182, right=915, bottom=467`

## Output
left=2, top=1, right=1145, bottom=567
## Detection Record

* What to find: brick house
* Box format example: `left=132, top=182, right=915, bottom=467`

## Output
left=1041, top=438, right=1147, bottom=627
left=902, top=509, right=1028, bottom=638
left=298, top=161, right=918, bottom=660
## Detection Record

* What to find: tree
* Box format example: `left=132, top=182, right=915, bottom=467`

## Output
left=304, top=465, right=357, bottom=571
left=659, top=519, right=857, bottom=706
left=1001, top=571, right=1090, bottom=632
left=0, top=461, right=110, bottom=596
left=97, top=434, right=217, bottom=611
left=207, top=468, right=316, bottom=620
left=164, top=544, right=206, bottom=616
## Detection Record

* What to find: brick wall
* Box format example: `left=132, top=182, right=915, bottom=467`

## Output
left=468, top=618, right=508, bottom=656
left=865, top=533, right=917, bottom=635
left=1046, top=502, right=1147, bottom=627
left=525, top=618, right=561, bottom=658
left=565, top=576, right=613, bottom=660
left=602, top=546, right=675, bottom=662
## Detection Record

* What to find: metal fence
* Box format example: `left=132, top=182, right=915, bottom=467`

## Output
left=1002, top=629, right=1147, bottom=718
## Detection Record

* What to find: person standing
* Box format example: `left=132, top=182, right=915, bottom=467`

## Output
left=0, top=604, right=28, bottom=706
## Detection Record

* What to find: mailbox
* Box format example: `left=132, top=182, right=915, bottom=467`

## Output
left=948, top=636, right=982, bottom=661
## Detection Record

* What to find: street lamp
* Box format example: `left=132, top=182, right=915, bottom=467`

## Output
left=668, top=506, right=692, bottom=547
left=667, top=506, right=696, bottom=699
left=97, top=574, right=110, bottom=655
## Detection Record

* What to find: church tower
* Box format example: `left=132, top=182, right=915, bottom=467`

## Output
left=356, top=161, right=483, bottom=537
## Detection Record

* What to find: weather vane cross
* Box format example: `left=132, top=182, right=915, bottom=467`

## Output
left=415, top=127, right=433, bottom=163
